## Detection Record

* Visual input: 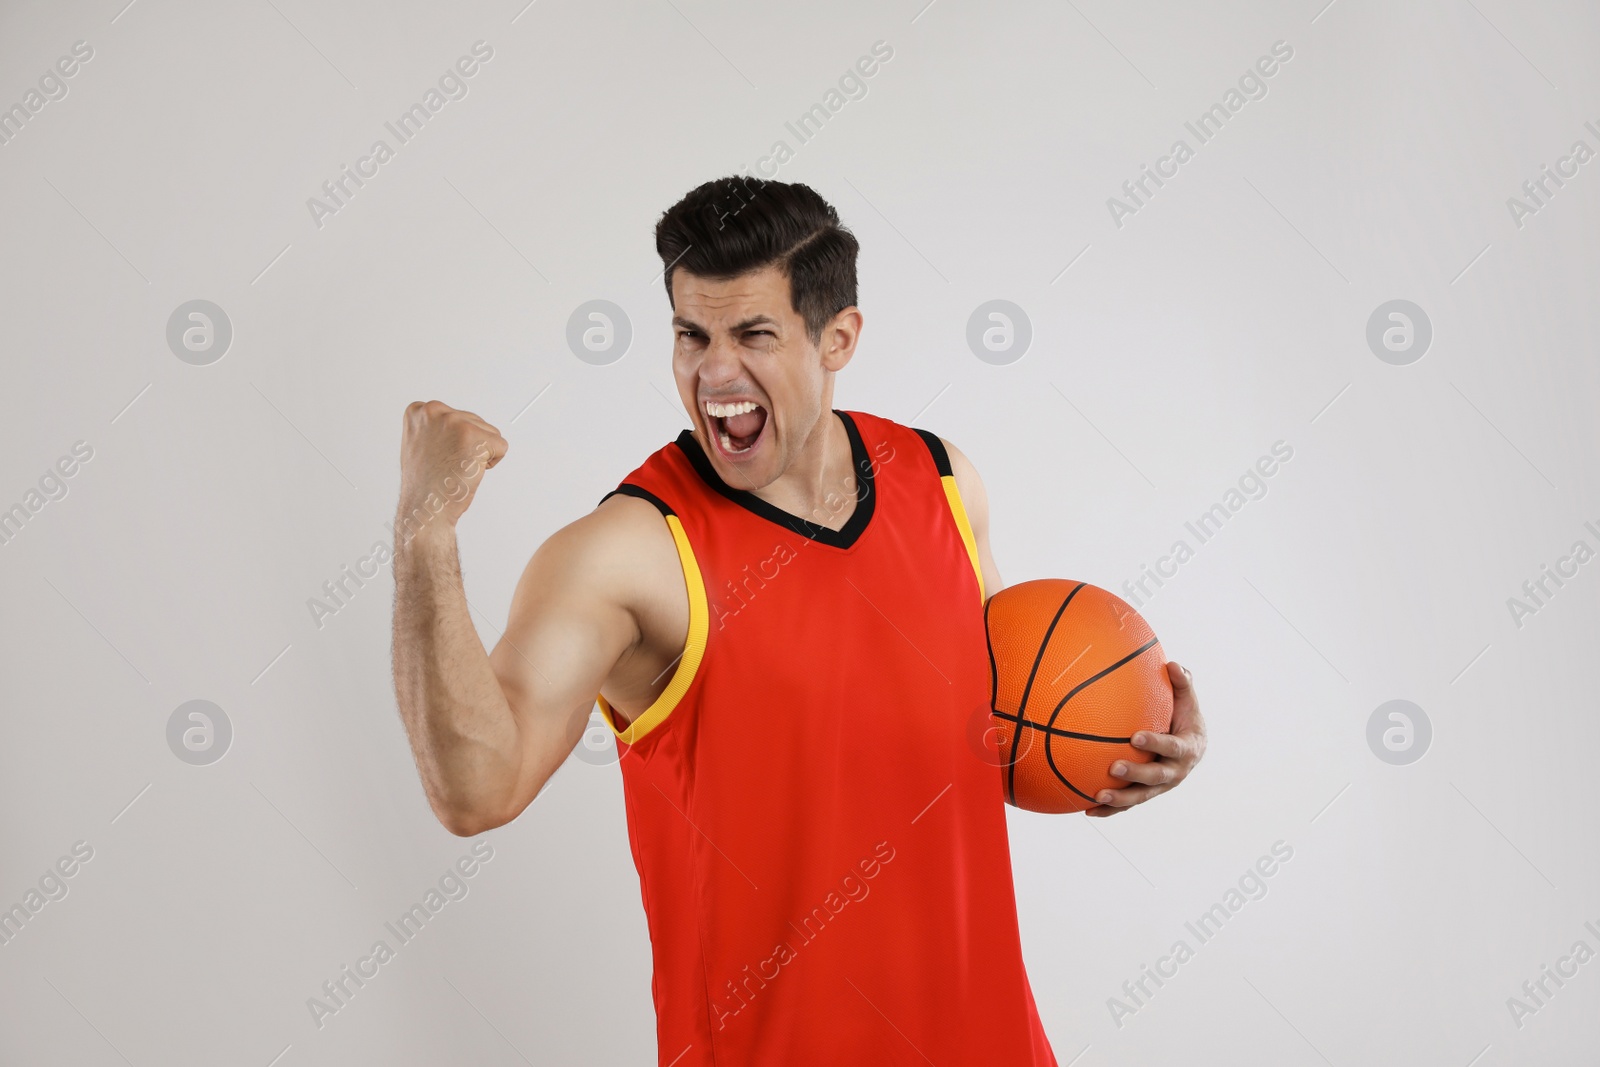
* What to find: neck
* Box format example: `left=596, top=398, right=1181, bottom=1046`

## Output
left=755, top=409, right=859, bottom=532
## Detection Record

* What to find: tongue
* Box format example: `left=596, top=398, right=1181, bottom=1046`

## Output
left=725, top=408, right=765, bottom=441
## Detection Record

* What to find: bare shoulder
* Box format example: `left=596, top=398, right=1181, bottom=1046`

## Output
left=578, top=492, right=691, bottom=712
left=492, top=488, right=688, bottom=718
left=535, top=490, right=683, bottom=603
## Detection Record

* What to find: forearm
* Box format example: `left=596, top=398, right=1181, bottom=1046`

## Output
left=392, top=527, right=523, bottom=834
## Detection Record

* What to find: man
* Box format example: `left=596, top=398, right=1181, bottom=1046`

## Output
left=391, top=177, right=1206, bottom=1064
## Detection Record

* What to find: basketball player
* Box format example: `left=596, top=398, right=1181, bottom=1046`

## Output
left=391, top=177, right=1207, bottom=1065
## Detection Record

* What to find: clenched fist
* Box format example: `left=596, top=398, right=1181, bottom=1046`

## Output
left=397, top=400, right=508, bottom=539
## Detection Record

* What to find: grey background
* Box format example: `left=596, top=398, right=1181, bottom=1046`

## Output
left=2, top=0, right=1597, bottom=1064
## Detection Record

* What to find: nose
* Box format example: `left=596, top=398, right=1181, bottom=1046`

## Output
left=698, top=332, right=743, bottom=388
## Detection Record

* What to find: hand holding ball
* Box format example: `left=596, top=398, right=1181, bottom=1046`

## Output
left=984, top=580, right=1174, bottom=814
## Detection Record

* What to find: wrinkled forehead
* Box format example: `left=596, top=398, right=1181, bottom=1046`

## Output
left=670, top=266, right=797, bottom=328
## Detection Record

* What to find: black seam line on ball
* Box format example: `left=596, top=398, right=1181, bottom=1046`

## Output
left=1005, top=582, right=1086, bottom=806
left=1054, top=768, right=1102, bottom=805
left=984, top=597, right=999, bottom=715
left=1042, top=636, right=1162, bottom=803
left=989, top=708, right=1132, bottom=743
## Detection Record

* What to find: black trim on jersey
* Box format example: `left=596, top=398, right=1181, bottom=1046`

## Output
left=598, top=483, right=674, bottom=516
left=672, top=409, right=875, bottom=549
left=913, top=428, right=953, bottom=477
left=984, top=596, right=999, bottom=724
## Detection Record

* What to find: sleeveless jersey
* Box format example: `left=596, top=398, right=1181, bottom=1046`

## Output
left=595, top=409, right=1058, bottom=1066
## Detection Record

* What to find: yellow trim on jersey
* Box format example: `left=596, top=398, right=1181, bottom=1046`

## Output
left=939, top=474, right=985, bottom=602
left=595, top=513, right=708, bottom=745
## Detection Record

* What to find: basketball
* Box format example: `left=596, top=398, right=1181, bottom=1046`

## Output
left=984, top=579, right=1174, bottom=814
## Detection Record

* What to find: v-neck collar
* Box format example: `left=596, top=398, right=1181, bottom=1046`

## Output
left=674, top=410, right=876, bottom=549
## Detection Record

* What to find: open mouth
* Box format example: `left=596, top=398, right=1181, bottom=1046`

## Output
left=704, top=399, right=769, bottom=458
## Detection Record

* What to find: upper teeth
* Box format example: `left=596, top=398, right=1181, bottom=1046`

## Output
left=706, top=400, right=759, bottom=417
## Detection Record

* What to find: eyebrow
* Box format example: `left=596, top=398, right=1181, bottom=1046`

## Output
left=672, top=314, right=781, bottom=333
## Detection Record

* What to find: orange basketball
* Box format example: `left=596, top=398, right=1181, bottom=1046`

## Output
left=984, top=579, right=1173, bottom=814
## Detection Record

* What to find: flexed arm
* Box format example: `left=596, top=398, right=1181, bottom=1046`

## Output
left=390, top=401, right=677, bottom=835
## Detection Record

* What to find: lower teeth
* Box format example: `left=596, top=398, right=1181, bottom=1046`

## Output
left=719, top=431, right=751, bottom=454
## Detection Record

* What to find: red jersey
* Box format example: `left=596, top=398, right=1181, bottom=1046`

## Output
left=596, top=409, right=1058, bottom=1066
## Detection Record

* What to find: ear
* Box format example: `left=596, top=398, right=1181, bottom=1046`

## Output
left=819, top=306, right=862, bottom=372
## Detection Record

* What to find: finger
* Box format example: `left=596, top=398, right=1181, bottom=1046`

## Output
left=1128, top=729, right=1186, bottom=760
left=1094, top=782, right=1172, bottom=808
left=458, top=410, right=501, bottom=438
left=1083, top=804, right=1126, bottom=818
left=1165, top=661, right=1202, bottom=733
left=402, top=399, right=436, bottom=437
left=1109, top=756, right=1178, bottom=786
left=449, top=418, right=507, bottom=469
left=1171, top=696, right=1205, bottom=745
left=1166, top=660, right=1193, bottom=693
left=1166, top=662, right=1195, bottom=710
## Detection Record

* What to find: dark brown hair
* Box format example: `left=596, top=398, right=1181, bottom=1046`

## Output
left=655, top=176, right=859, bottom=346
